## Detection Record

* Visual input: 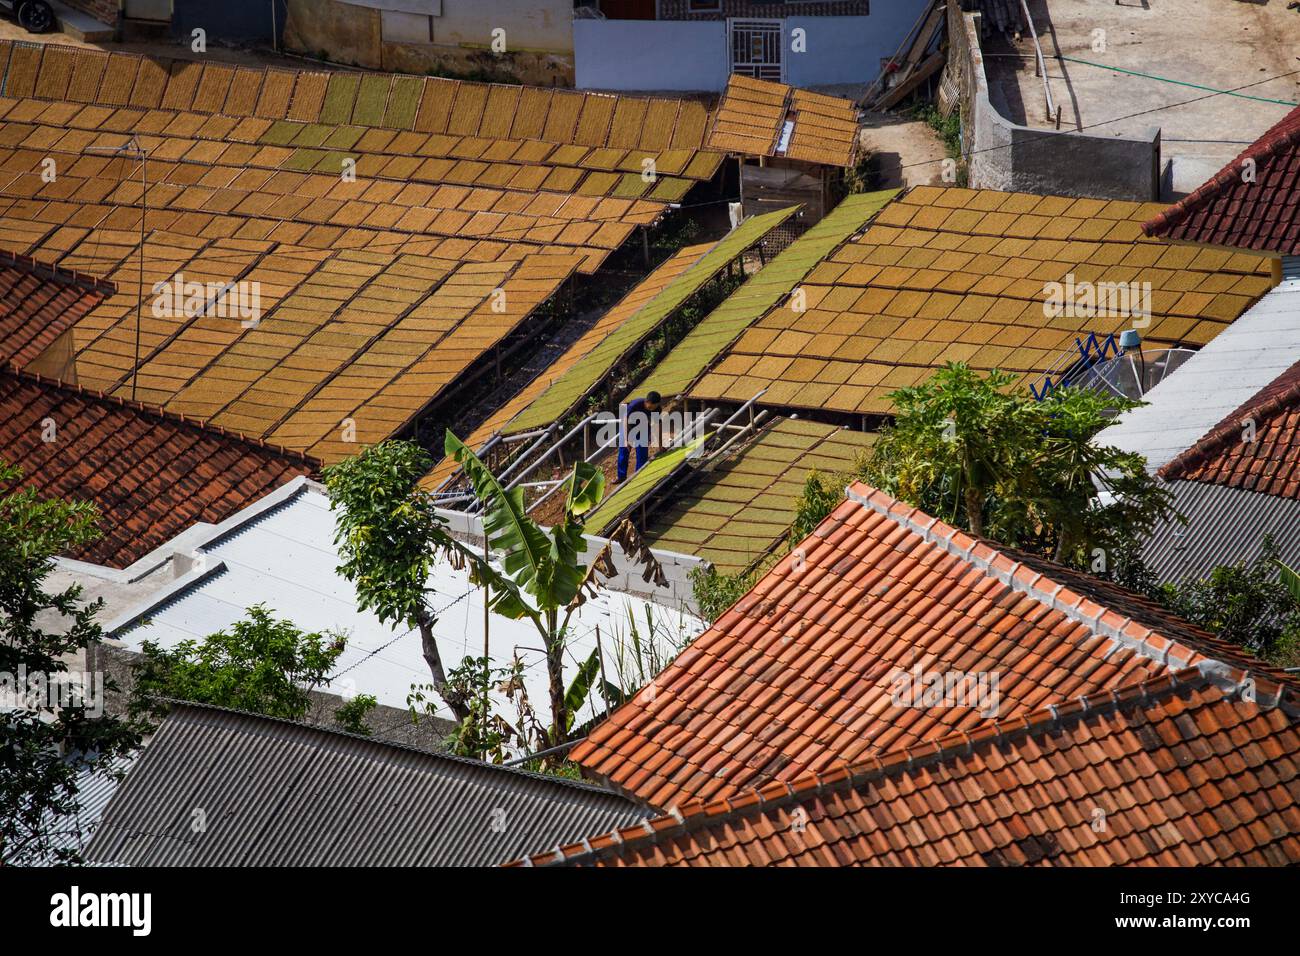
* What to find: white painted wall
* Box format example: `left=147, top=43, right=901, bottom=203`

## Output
left=436, top=0, right=572, bottom=51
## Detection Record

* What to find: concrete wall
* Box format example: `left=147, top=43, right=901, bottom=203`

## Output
left=285, top=0, right=574, bottom=84
left=946, top=1, right=1160, bottom=201
left=285, top=0, right=381, bottom=66
left=429, top=0, right=571, bottom=51
left=577, top=10, right=925, bottom=91
left=87, top=642, right=458, bottom=749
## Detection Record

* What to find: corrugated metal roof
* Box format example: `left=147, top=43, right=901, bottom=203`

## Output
left=1099, top=282, right=1300, bottom=472
left=6, top=755, right=134, bottom=866
left=85, top=703, right=648, bottom=867
left=1140, top=479, right=1300, bottom=586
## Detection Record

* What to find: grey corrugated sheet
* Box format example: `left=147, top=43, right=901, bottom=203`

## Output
left=84, top=703, right=648, bottom=867
left=7, top=755, right=135, bottom=866
left=1099, top=282, right=1300, bottom=472
left=1142, top=479, right=1300, bottom=586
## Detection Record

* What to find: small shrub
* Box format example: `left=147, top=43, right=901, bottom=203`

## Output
left=690, top=564, right=761, bottom=624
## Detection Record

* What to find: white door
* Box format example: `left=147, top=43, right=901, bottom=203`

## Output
left=728, top=18, right=784, bottom=82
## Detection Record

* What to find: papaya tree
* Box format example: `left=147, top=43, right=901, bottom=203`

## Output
left=326, top=436, right=615, bottom=752
left=323, top=440, right=480, bottom=723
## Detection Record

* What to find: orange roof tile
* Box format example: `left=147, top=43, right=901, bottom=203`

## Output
left=518, top=669, right=1300, bottom=866
left=1143, top=105, right=1300, bottom=255
left=0, top=364, right=316, bottom=568
left=0, top=250, right=111, bottom=366
left=1159, top=359, right=1300, bottom=499
left=570, top=481, right=1293, bottom=810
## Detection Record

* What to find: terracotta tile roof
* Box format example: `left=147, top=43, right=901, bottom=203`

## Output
left=706, top=74, right=859, bottom=167
left=0, top=251, right=111, bottom=366
left=1142, top=106, right=1300, bottom=255
left=644, top=417, right=876, bottom=574
left=517, top=669, right=1300, bottom=866
left=690, top=186, right=1273, bottom=416
left=0, top=365, right=317, bottom=568
left=1158, top=358, right=1300, bottom=498
left=570, top=481, right=1293, bottom=809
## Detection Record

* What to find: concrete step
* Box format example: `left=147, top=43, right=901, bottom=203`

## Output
left=48, top=0, right=114, bottom=42
left=119, top=18, right=171, bottom=42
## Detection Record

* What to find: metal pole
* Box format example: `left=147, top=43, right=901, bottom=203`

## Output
left=135, top=142, right=146, bottom=403
left=501, top=737, right=585, bottom=767
left=595, top=625, right=611, bottom=717
left=482, top=526, right=490, bottom=760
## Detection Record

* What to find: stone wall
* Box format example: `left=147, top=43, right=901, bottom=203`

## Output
left=284, top=0, right=575, bottom=85
left=87, top=641, right=458, bottom=751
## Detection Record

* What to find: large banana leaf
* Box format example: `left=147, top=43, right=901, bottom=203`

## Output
left=566, top=461, right=605, bottom=516
left=445, top=430, right=601, bottom=613
left=563, top=649, right=601, bottom=732
left=1276, top=559, right=1300, bottom=604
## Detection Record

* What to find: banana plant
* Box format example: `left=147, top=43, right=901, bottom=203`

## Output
left=1276, top=559, right=1300, bottom=603
left=446, top=430, right=605, bottom=747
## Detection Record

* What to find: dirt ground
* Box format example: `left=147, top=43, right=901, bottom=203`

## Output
left=859, top=110, right=949, bottom=188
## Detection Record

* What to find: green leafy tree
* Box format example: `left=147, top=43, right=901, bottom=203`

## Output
left=1156, top=540, right=1300, bottom=665
left=322, top=440, right=478, bottom=723
left=789, top=469, right=843, bottom=545
left=417, top=649, right=602, bottom=761
left=412, top=656, right=528, bottom=761
left=325, top=437, right=610, bottom=754
left=130, top=605, right=349, bottom=722
left=0, top=461, right=141, bottom=864
left=858, top=363, right=1176, bottom=567
left=689, top=564, right=761, bottom=624
left=333, top=693, right=378, bottom=736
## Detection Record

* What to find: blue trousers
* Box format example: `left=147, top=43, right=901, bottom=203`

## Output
left=616, top=443, right=648, bottom=481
